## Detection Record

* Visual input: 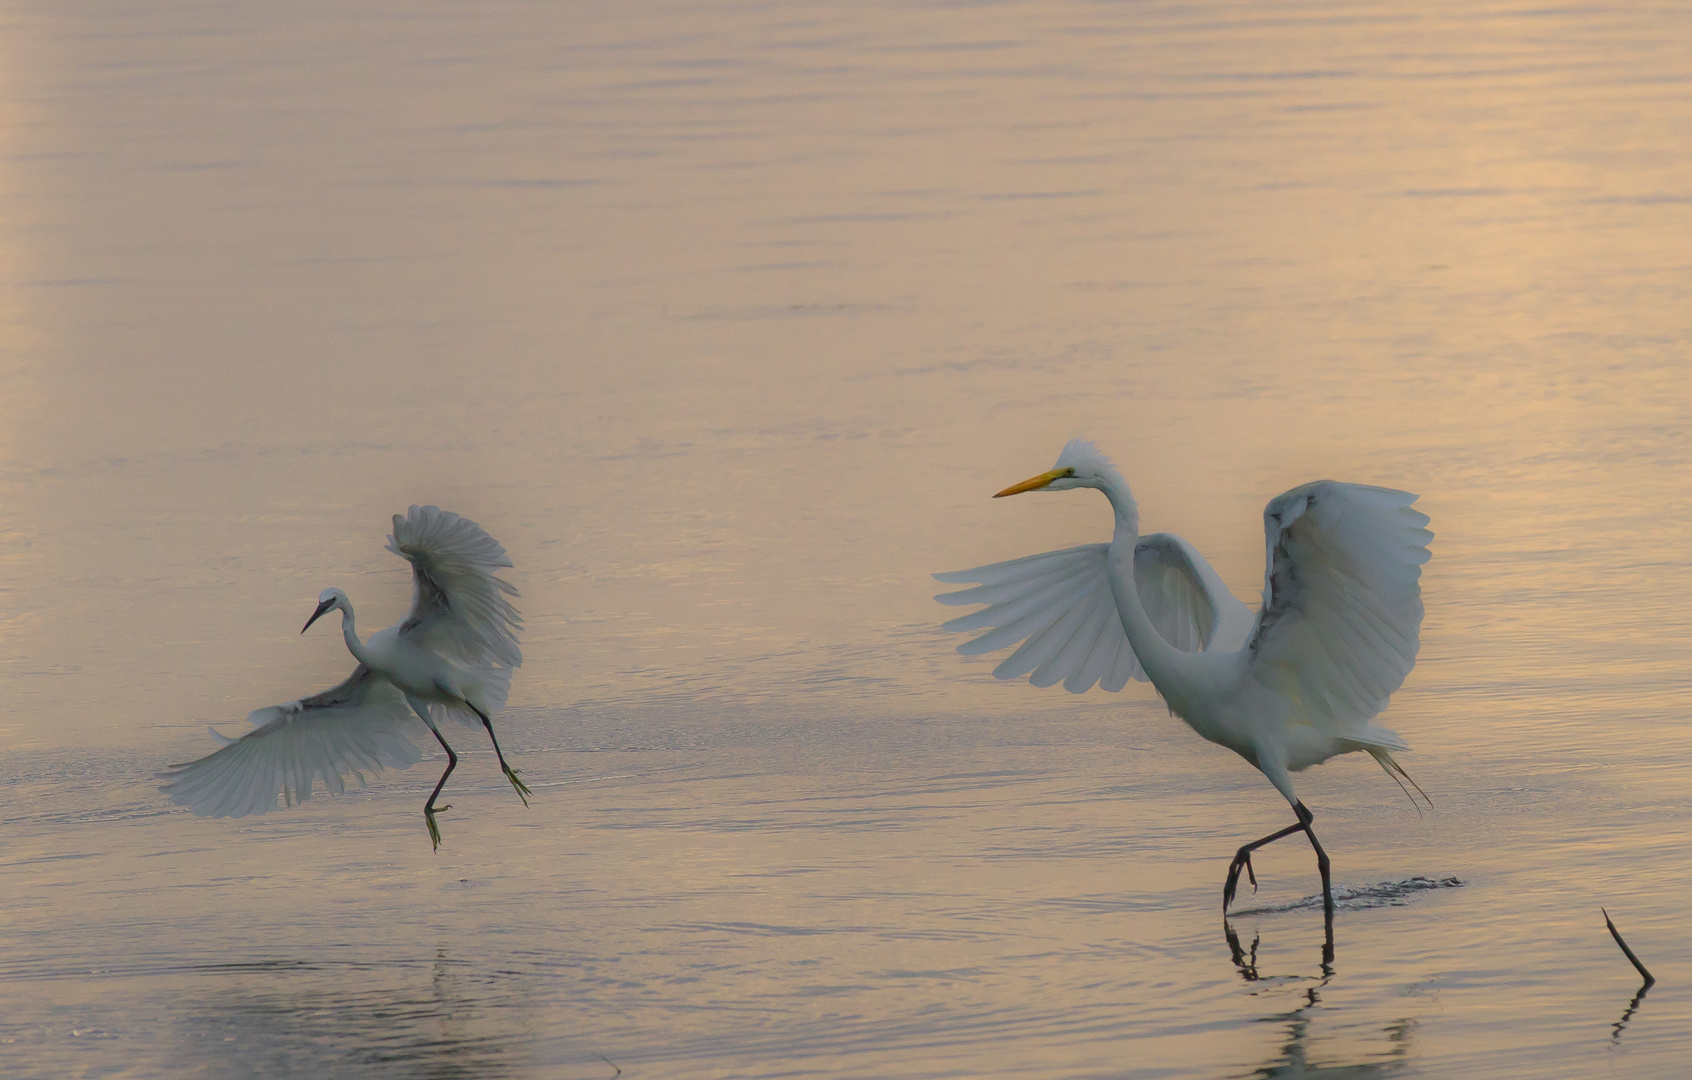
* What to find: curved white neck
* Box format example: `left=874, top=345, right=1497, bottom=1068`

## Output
left=1095, top=470, right=1139, bottom=536
left=1097, top=477, right=1195, bottom=691
left=336, top=603, right=374, bottom=668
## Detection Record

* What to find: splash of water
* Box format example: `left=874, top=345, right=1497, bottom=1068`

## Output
left=1231, top=876, right=1464, bottom=915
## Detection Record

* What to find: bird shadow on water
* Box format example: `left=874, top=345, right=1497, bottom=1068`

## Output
left=1223, top=914, right=1414, bottom=1078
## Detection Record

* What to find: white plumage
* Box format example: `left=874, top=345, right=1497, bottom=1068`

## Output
left=161, top=667, right=421, bottom=818
left=935, top=534, right=1255, bottom=692
left=161, top=506, right=528, bottom=848
left=937, top=440, right=1432, bottom=913
left=1249, top=482, right=1428, bottom=740
left=389, top=506, right=523, bottom=671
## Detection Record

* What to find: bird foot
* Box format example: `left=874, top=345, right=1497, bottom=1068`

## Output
left=504, top=766, right=532, bottom=808
left=1223, top=850, right=1259, bottom=912
left=425, top=804, right=451, bottom=851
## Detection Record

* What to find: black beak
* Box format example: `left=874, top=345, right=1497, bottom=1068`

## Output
left=302, top=599, right=334, bottom=635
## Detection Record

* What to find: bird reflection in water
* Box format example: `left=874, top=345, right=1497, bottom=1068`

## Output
left=1226, top=908, right=1334, bottom=983
left=1224, top=913, right=1412, bottom=1078
left=169, top=947, right=533, bottom=1079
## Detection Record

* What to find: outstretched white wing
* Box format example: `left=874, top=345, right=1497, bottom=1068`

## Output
left=1136, top=533, right=1257, bottom=653
left=388, top=505, right=523, bottom=669
left=160, top=666, right=424, bottom=818
left=1246, top=481, right=1432, bottom=734
left=935, top=533, right=1253, bottom=693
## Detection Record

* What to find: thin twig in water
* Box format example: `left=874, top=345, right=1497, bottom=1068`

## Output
left=599, top=1053, right=622, bottom=1079
left=1602, top=907, right=1655, bottom=986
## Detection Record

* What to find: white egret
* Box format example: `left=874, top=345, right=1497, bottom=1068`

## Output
left=936, top=441, right=1432, bottom=912
left=162, top=505, right=527, bottom=850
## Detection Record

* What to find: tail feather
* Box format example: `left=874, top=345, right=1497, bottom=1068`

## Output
left=1367, top=747, right=1432, bottom=816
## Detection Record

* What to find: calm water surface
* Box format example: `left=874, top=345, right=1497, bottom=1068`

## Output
left=3, top=1, right=1690, bottom=1076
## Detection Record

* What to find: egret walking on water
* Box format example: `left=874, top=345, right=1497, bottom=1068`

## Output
left=936, top=441, right=1432, bottom=912
left=162, top=506, right=528, bottom=849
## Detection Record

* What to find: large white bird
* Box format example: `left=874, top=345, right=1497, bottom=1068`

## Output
left=936, top=440, right=1432, bottom=912
left=162, top=505, right=528, bottom=850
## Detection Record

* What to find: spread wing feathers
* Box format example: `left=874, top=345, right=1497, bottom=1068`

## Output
left=934, top=534, right=1250, bottom=694
left=1136, top=532, right=1257, bottom=653
left=388, top=505, right=523, bottom=669
left=1247, top=481, right=1433, bottom=734
left=160, top=666, right=424, bottom=818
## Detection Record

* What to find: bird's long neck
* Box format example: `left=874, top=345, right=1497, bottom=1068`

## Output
left=1098, top=474, right=1198, bottom=694
left=337, top=603, right=374, bottom=668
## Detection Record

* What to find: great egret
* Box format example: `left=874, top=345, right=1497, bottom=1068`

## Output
left=162, top=505, right=527, bottom=849
left=936, top=440, right=1432, bottom=912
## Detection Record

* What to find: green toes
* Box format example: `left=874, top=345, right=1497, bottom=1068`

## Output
left=505, top=767, right=533, bottom=808
left=424, top=804, right=451, bottom=851
left=424, top=763, right=525, bottom=850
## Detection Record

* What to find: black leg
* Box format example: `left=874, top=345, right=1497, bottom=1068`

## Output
left=1294, top=801, right=1335, bottom=915
left=1224, top=817, right=1308, bottom=912
left=467, top=702, right=531, bottom=806
left=1224, top=801, right=1337, bottom=914
left=1320, top=902, right=1335, bottom=973
left=424, top=726, right=458, bottom=852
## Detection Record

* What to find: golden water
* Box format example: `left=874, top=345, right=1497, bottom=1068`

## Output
left=3, top=1, right=1689, bottom=1075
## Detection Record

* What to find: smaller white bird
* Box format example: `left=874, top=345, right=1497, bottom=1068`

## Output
left=937, top=441, right=1432, bottom=912
left=162, top=506, right=528, bottom=849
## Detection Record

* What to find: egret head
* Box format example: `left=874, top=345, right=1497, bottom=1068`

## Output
left=995, top=439, right=1122, bottom=497
left=301, top=587, right=349, bottom=634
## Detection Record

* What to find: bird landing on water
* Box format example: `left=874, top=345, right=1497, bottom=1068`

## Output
left=161, top=505, right=527, bottom=850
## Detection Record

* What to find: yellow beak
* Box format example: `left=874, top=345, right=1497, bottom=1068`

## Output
left=995, top=468, right=1072, bottom=498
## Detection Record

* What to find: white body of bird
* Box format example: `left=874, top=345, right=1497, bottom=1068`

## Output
left=162, top=505, right=526, bottom=849
left=937, top=440, right=1432, bottom=911
left=320, top=601, right=513, bottom=724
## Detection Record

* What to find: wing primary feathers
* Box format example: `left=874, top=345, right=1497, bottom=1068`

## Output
left=161, top=666, right=425, bottom=818
left=389, top=505, right=524, bottom=670
left=935, top=535, right=1248, bottom=694
left=1008, top=590, right=1106, bottom=684
left=953, top=571, right=1100, bottom=652
left=1067, top=601, right=1122, bottom=693
left=1247, top=481, right=1432, bottom=737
